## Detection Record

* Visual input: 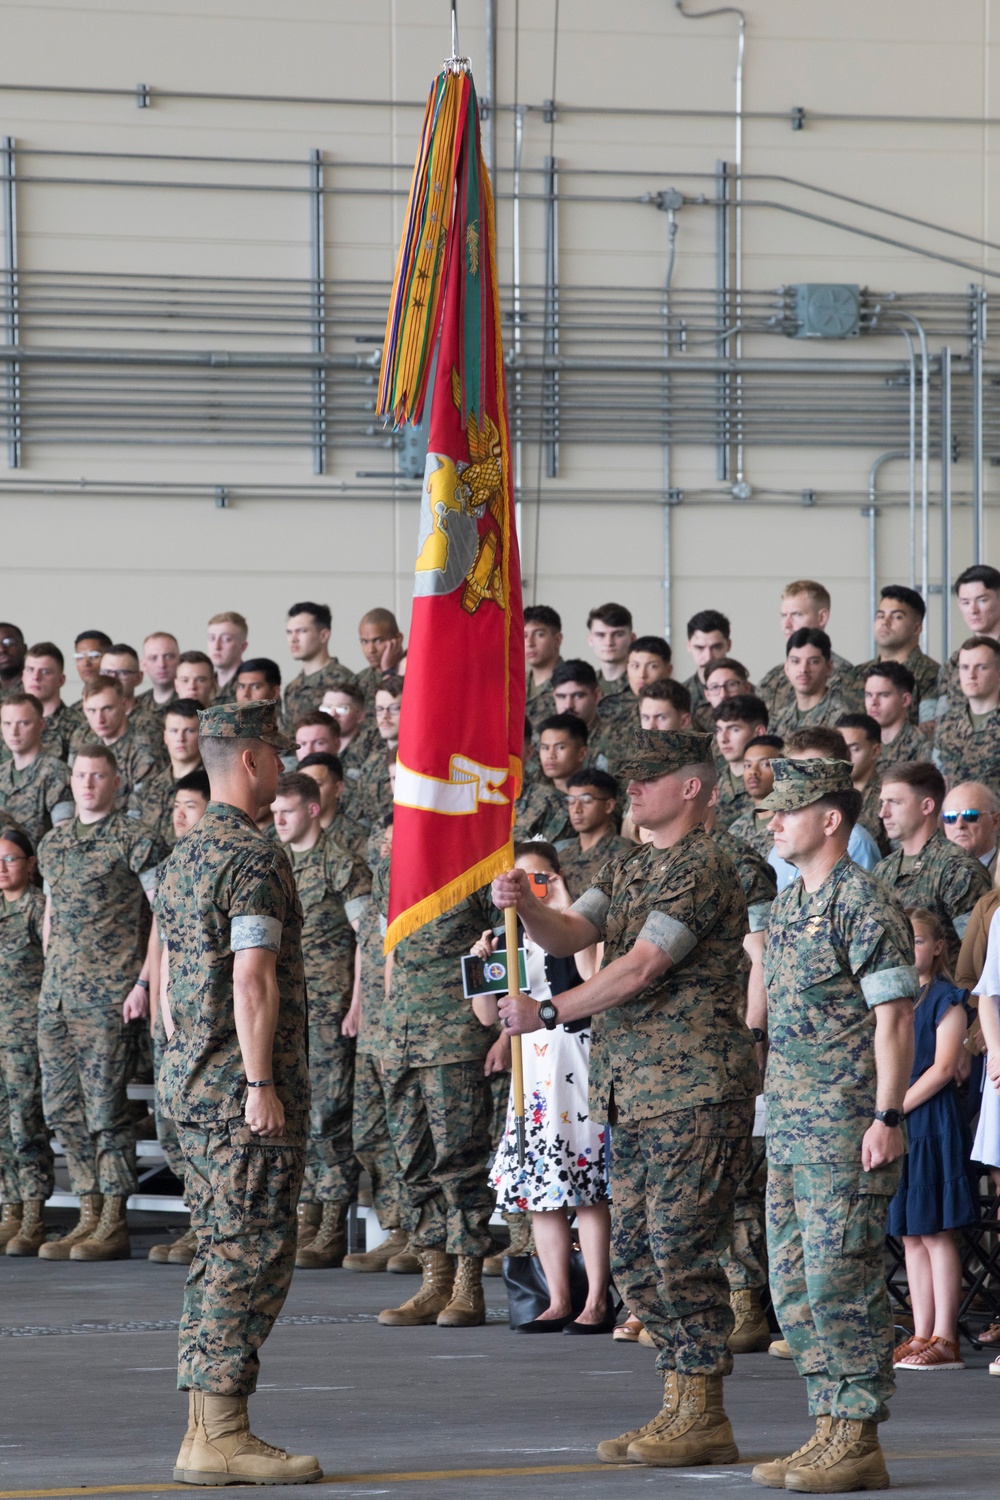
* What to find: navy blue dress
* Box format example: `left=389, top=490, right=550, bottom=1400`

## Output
left=888, top=978, right=978, bottom=1237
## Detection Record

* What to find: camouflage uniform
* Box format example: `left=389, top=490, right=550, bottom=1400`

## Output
left=715, top=766, right=752, bottom=830
left=760, top=651, right=855, bottom=720
left=352, top=860, right=404, bottom=1231
left=598, top=671, right=631, bottom=702
left=289, top=829, right=371, bottom=1206
left=213, top=676, right=240, bottom=707
left=682, top=673, right=714, bottom=732
left=857, top=777, right=889, bottom=857
left=282, top=658, right=357, bottom=727
left=525, top=672, right=558, bottom=732
left=69, top=721, right=166, bottom=802
left=873, top=827, right=990, bottom=963
left=0, top=753, right=73, bottom=845
left=156, top=717, right=309, bottom=1396
left=932, top=700, right=1000, bottom=795
left=571, top=732, right=758, bottom=1377
left=342, top=744, right=394, bottom=829
left=0, top=887, right=55, bottom=1202
left=851, top=647, right=940, bottom=728
left=326, top=808, right=368, bottom=859
left=879, top=719, right=931, bottom=766
left=131, top=690, right=172, bottom=740
left=761, top=759, right=920, bottom=1422
left=769, top=683, right=859, bottom=741
left=339, top=722, right=383, bottom=807
left=36, top=812, right=160, bottom=1196
left=127, top=761, right=204, bottom=849
left=726, top=805, right=774, bottom=860
left=381, top=886, right=497, bottom=1256
left=586, top=701, right=639, bottom=778
left=555, top=828, right=633, bottom=900
left=513, top=777, right=573, bottom=844
left=933, top=646, right=999, bottom=726
left=39, top=701, right=81, bottom=762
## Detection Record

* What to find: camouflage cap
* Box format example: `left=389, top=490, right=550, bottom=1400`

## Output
left=197, top=699, right=293, bottom=752
left=759, top=756, right=854, bottom=812
left=616, top=728, right=716, bottom=782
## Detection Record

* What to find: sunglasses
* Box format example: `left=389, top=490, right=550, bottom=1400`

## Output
left=942, top=810, right=982, bottom=824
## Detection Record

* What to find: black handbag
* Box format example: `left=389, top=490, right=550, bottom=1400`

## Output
left=501, top=1249, right=619, bottom=1329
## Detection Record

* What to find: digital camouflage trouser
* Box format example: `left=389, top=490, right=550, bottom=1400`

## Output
left=152, top=1024, right=186, bottom=1184
left=382, top=1060, right=494, bottom=1257
left=175, top=1117, right=305, bottom=1396
left=301, top=1016, right=359, bottom=1207
left=720, top=1133, right=768, bottom=1293
left=610, top=1099, right=754, bottom=1377
left=351, top=1050, right=403, bottom=1230
left=37, top=1005, right=137, bottom=1196
left=0, top=1000, right=54, bottom=1202
left=767, top=1162, right=899, bottom=1422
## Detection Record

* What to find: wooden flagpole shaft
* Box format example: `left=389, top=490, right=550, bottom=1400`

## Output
left=504, top=902, right=527, bottom=1165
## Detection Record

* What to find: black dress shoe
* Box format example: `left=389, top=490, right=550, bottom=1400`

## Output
left=515, top=1314, right=574, bottom=1333
left=562, top=1315, right=617, bottom=1336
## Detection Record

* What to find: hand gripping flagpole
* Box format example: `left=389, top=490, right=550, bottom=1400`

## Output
left=504, top=903, right=527, bottom=1165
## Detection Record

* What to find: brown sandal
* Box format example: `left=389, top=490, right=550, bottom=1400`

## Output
left=892, top=1334, right=930, bottom=1365
left=895, top=1335, right=964, bottom=1371
left=613, top=1314, right=643, bottom=1343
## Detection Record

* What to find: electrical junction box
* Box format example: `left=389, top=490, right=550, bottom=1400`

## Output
left=789, top=284, right=861, bottom=339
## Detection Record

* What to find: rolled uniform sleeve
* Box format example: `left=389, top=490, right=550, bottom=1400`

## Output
left=638, top=908, right=697, bottom=962
left=229, top=862, right=289, bottom=954
left=570, top=888, right=610, bottom=934
left=847, top=906, right=920, bottom=1009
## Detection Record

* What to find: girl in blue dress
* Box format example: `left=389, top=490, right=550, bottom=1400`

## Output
left=890, top=908, right=977, bottom=1372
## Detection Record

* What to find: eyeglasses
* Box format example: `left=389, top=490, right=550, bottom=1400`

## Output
left=942, top=810, right=982, bottom=824
left=74, top=650, right=103, bottom=662
left=325, top=703, right=354, bottom=715
left=101, top=667, right=140, bottom=679
left=565, top=793, right=609, bottom=806
left=0, top=638, right=22, bottom=649
left=0, top=854, right=27, bottom=865
left=375, top=705, right=401, bottom=718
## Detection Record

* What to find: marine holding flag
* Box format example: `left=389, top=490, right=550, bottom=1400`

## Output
left=373, top=61, right=525, bottom=1331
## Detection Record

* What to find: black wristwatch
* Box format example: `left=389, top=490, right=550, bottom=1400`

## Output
left=873, top=1109, right=902, bottom=1128
left=750, top=1027, right=766, bottom=1044
left=537, top=999, right=559, bottom=1031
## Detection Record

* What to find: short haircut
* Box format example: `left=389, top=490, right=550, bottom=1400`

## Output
left=0, top=825, right=35, bottom=858
left=786, top=627, right=831, bottom=660
left=880, top=584, right=926, bottom=620
left=297, top=751, right=344, bottom=780
left=815, top=787, right=863, bottom=831
left=629, top=634, right=672, bottom=665
left=746, top=733, right=784, bottom=753
left=238, top=657, right=281, bottom=688
left=72, top=741, right=118, bottom=770
left=864, top=660, right=915, bottom=695
left=836, top=712, right=881, bottom=744
left=323, top=679, right=364, bottom=707
left=293, top=711, right=340, bottom=735
left=959, top=634, right=1000, bottom=662
left=523, top=604, right=562, bottom=632
left=76, top=630, right=112, bottom=649
left=713, top=693, right=768, bottom=728
left=174, top=768, right=211, bottom=799
left=677, top=760, right=718, bottom=793
left=104, top=643, right=139, bottom=665
left=276, top=770, right=323, bottom=804
left=638, top=678, right=691, bottom=713
left=783, top=579, right=831, bottom=611
left=955, top=564, right=1000, bottom=596
left=686, top=609, right=730, bottom=639
left=551, top=659, right=598, bottom=691
left=164, top=697, right=202, bottom=721
left=199, top=735, right=257, bottom=775
left=566, top=768, right=619, bottom=798
left=177, top=650, right=214, bottom=671
left=1, top=690, right=42, bottom=717
left=375, top=674, right=404, bottom=700
left=82, top=674, right=124, bottom=701
left=514, top=839, right=561, bottom=871
left=538, top=712, right=588, bottom=746
left=26, top=641, right=64, bottom=669
left=288, top=601, right=332, bottom=630
left=360, top=607, right=399, bottom=632
left=785, top=726, right=849, bottom=762
left=587, top=602, right=632, bottom=630
left=208, top=611, right=248, bottom=634
left=880, top=759, right=946, bottom=810
left=705, top=656, right=749, bottom=682
left=142, top=630, right=178, bottom=649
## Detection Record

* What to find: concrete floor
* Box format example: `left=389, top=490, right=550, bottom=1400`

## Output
left=0, top=1215, right=995, bottom=1500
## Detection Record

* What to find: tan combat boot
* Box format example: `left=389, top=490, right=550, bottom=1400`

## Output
left=172, top=1391, right=204, bottom=1480
left=6, top=1200, right=46, bottom=1257
left=386, top=1237, right=422, bottom=1274
left=37, top=1194, right=103, bottom=1260
left=342, top=1225, right=409, bottom=1272
left=0, top=1202, right=23, bottom=1248
left=178, top=1394, right=322, bottom=1486
left=784, top=1418, right=889, bottom=1493
left=378, top=1249, right=454, bottom=1325
left=506, top=1211, right=535, bottom=1256
left=626, top=1373, right=739, bottom=1467
left=597, top=1371, right=679, bottom=1463
left=69, top=1194, right=131, bottom=1261
left=295, top=1203, right=349, bottom=1270
left=729, top=1289, right=772, bottom=1353
left=751, top=1417, right=835, bottom=1489
left=167, top=1225, right=198, bottom=1265
left=297, top=1200, right=322, bottom=1248
left=437, top=1255, right=486, bottom=1326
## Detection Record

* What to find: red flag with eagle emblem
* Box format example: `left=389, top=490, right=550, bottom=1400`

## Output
left=378, top=64, right=525, bottom=951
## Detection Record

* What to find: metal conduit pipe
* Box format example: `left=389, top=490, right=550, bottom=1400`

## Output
left=890, top=314, right=930, bottom=628
left=941, top=346, right=953, bottom=660
left=867, top=451, right=910, bottom=656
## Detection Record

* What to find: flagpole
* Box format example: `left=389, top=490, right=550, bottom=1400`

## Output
left=504, top=904, right=527, bottom=1165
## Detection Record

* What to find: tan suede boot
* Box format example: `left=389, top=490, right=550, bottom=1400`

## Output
left=626, top=1373, right=739, bottom=1467
left=437, top=1255, right=486, bottom=1326
left=172, top=1391, right=204, bottom=1480
left=70, top=1195, right=131, bottom=1261
left=378, top=1249, right=454, bottom=1325
left=385, top=1238, right=422, bottom=1274
left=148, top=1240, right=173, bottom=1263
left=728, top=1289, right=772, bottom=1353
left=505, top=1211, right=535, bottom=1256
left=769, top=1337, right=794, bottom=1358
left=6, top=1200, right=46, bottom=1257
left=784, top=1418, right=889, bottom=1493
left=295, top=1203, right=349, bottom=1270
left=167, top=1225, right=199, bottom=1265
left=179, top=1394, right=322, bottom=1486
left=751, top=1417, right=834, bottom=1489
left=297, top=1201, right=321, bottom=1248
left=342, top=1226, right=409, bottom=1272
left=597, top=1371, right=679, bottom=1464
left=0, top=1202, right=23, bottom=1247
left=37, top=1194, right=103, bottom=1260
